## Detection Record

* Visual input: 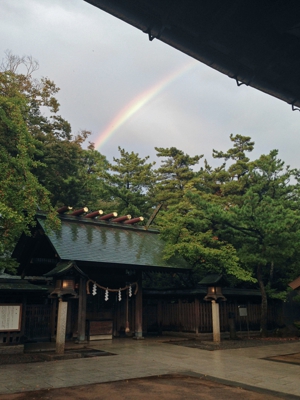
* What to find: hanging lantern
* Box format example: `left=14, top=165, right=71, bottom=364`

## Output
left=199, top=274, right=227, bottom=302
left=49, top=277, right=78, bottom=298
left=204, top=286, right=226, bottom=302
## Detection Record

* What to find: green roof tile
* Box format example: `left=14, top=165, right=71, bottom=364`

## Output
left=0, top=280, right=48, bottom=292
left=44, top=261, right=88, bottom=278
left=198, top=274, right=226, bottom=286
left=37, top=217, right=190, bottom=271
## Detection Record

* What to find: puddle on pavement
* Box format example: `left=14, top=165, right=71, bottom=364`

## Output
left=66, top=348, right=116, bottom=358
left=265, top=352, right=300, bottom=365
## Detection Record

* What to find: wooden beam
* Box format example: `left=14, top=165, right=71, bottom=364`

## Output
left=134, top=271, right=143, bottom=339
left=50, top=298, right=58, bottom=342
left=77, top=277, right=87, bottom=342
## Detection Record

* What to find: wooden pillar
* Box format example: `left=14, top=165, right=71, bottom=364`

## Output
left=112, top=304, right=118, bottom=337
left=56, top=299, right=68, bottom=354
left=178, top=299, right=182, bottom=331
left=125, top=289, right=130, bottom=334
left=113, top=302, right=118, bottom=337
left=157, top=300, right=162, bottom=335
left=77, top=277, right=87, bottom=342
left=130, top=294, right=135, bottom=334
left=21, top=296, right=27, bottom=338
left=134, top=271, right=143, bottom=339
left=50, top=298, right=58, bottom=342
left=194, top=298, right=200, bottom=335
left=211, top=300, right=220, bottom=343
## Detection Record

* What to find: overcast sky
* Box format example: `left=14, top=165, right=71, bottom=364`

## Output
left=1, top=0, right=300, bottom=169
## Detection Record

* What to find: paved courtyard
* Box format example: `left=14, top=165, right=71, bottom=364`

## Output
left=0, top=337, right=299, bottom=398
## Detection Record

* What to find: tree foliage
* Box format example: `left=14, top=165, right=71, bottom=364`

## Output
left=153, top=145, right=253, bottom=286
left=193, top=135, right=300, bottom=333
left=0, top=51, right=108, bottom=271
left=157, top=184, right=254, bottom=286
left=0, top=66, right=57, bottom=271
left=102, top=147, right=156, bottom=219
left=153, top=147, right=202, bottom=206
left=1, top=51, right=109, bottom=209
left=153, top=136, right=300, bottom=332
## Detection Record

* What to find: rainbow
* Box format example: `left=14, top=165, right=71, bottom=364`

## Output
left=94, top=60, right=198, bottom=150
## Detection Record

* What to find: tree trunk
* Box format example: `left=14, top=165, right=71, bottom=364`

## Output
left=257, top=264, right=268, bottom=337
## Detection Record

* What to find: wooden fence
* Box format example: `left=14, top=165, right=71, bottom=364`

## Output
left=144, top=299, right=280, bottom=333
left=21, top=299, right=281, bottom=341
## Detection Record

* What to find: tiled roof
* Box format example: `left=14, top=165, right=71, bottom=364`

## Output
left=0, top=279, right=48, bottom=292
left=37, top=216, right=190, bottom=271
left=198, top=274, right=226, bottom=286
left=44, top=261, right=88, bottom=278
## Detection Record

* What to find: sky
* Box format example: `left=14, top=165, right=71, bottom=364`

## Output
left=1, top=0, right=300, bottom=169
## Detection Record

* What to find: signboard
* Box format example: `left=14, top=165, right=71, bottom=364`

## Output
left=238, top=305, right=247, bottom=317
left=0, top=304, right=22, bottom=331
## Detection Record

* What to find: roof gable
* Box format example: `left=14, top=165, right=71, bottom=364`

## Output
left=37, top=215, right=190, bottom=271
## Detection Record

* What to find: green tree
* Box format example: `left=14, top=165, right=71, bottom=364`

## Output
left=77, top=143, right=109, bottom=210
left=1, top=51, right=108, bottom=209
left=208, top=134, right=255, bottom=203
left=198, top=135, right=300, bottom=334
left=221, top=153, right=300, bottom=334
left=153, top=147, right=202, bottom=207
left=0, top=68, right=57, bottom=271
left=0, top=51, right=109, bottom=271
left=157, top=182, right=253, bottom=286
left=156, top=136, right=300, bottom=334
left=153, top=146, right=250, bottom=285
left=102, top=147, right=156, bottom=219
left=34, top=131, right=108, bottom=208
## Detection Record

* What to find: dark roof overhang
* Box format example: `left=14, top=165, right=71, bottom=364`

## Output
left=198, top=274, right=227, bottom=286
left=144, top=287, right=261, bottom=297
left=44, top=261, right=88, bottom=279
left=85, top=0, right=300, bottom=108
left=0, top=278, right=48, bottom=293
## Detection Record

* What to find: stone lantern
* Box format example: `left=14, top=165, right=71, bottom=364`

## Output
left=199, top=274, right=227, bottom=343
left=45, top=261, right=87, bottom=354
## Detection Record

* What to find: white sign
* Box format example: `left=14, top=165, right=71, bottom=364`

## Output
left=0, top=305, right=21, bottom=331
left=238, top=306, right=247, bottom=317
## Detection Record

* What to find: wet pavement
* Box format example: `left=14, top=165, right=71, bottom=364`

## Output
left=0, top=336, right=299, bottom=398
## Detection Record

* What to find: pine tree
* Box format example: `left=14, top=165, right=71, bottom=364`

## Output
left=102, top=147, right=156, bottom=219
left=199, top=135, right=300, bottom=335
left=153, top=147, right=202, bottom=206
left=153, top=146, right=250, bottom=284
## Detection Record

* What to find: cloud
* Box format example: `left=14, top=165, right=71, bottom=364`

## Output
left=1, top=0, right=299, bottom=170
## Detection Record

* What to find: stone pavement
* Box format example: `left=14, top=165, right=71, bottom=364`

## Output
left=0, top=337, right=299, bottom=398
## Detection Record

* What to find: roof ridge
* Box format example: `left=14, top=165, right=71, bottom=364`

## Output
left=36, top=211, right=160, bottom=233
